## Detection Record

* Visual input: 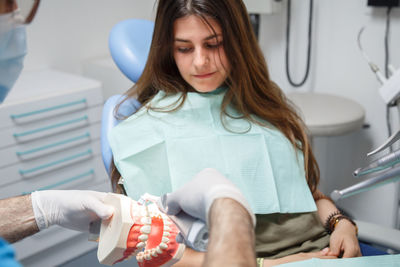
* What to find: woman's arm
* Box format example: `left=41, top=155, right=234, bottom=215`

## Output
left=314, top=190, right=360, bottom=257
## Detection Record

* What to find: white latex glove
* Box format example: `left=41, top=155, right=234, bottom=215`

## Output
left=158, top=168, right=256, bottom=227
left=31, top=190, right=114, bottom=232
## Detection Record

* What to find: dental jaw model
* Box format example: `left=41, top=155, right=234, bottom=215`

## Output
left=97, top=193, right=185, bottom=266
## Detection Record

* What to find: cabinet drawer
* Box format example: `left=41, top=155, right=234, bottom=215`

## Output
left=0, top=86, right=103, bottom=130
left=0, top=156, right=109, bottom=199
left=0, top=123, right=101, bottom=168
left=0, top=106, right=102, bottom=149
left=0, top=140, right=101, bottom=187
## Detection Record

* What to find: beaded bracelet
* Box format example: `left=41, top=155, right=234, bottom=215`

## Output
left=324, top=211, right=358, bottom=235
left=331, top=215, right=358, bottom=236
left=324, top=210, right=342, bottom=234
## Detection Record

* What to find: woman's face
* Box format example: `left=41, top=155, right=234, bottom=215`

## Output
left=173, top=15, right=230, bottom=93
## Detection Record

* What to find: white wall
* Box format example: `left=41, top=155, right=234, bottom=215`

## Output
left=22, top=0, right=400, bottom=227
left=24, top=0, right=157, bottom=73
left=259, top=0, right=400, bottom=227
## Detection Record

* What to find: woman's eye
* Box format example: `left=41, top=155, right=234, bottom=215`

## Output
left=177, top=47, right=192, bottom=53
left=206, top=42, right=222, bottom=49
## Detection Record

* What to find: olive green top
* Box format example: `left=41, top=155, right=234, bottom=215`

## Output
left=255, top=212, right=330, bottom=259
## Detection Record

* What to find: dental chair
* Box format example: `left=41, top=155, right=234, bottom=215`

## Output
left=101, top=19, right=400, bottom=256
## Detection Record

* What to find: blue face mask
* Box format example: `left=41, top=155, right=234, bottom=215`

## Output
left=0, top=10, right=27, bottom=103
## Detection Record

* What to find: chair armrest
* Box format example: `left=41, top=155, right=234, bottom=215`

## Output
left=356, top=219, right=400, bottom=252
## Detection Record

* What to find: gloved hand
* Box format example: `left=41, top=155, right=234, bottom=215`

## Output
left=158, top=168, right=256, bottom=227
left=31, top=190, right=114, bottom=232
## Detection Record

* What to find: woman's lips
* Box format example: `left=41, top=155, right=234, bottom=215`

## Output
left=193, top=72, right=215, bottom=78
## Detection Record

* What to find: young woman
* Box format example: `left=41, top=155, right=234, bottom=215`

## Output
left=109, top=0, right=360, bottom=266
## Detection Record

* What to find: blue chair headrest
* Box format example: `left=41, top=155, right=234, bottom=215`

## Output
left=109, top=19, right=155, bottom=83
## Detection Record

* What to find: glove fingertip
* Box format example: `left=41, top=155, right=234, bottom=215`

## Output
left=160, top=194, right=181, bottom=215
left=100, top=206, right=114, bottom=220
left=165, top=205, right=181, bottom=216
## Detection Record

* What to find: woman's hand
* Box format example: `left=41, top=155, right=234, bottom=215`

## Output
left=328, top=219, right=361, bottom=258
left=263, top=248, right=338, bottom=267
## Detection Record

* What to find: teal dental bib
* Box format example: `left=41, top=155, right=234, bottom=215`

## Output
left=109, top=89, right=316, bottom=214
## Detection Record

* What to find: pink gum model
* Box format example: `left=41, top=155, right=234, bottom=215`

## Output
left=97, top=193, right=185, bottom=266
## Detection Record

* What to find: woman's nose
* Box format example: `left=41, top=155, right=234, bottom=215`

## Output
left=193, top=48, right=209, bottom=68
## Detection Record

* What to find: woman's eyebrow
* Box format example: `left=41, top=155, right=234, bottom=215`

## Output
left=174, top=34, right=222, bottom=42
left=204, top=34, right=222, bottom=41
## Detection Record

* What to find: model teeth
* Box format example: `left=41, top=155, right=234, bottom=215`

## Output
left=156, top=246, right=163, bottom=254
left=141, top=217, right=152, bottom=225
left=136, top=252, right=144, bottom=262
left=162, top=237, right=169, bottom=243
left=151, top=249, right=158, bottom=257
left=163, top=231, right=170, bottom=237
left=159, top=242, right=168, bottom=250
left=163, top=225, right=171, bottom=232
left=138, top=234, right=148, bottom=241
left=136, top=242, right=146, bottom=249
left=144, top=251, right=152, bottom=260
left=140, top=225, right=151, bottom=234
left=163, top=219, right=172, bottom=225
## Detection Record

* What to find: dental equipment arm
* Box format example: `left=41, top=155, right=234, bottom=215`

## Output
left=333, top=129, right=400, bottom=201
left=331, top=164, right=400, bottom=202
left=354, top=147, right=400, bottom=177
left=365, top=129, right=400, bottom=158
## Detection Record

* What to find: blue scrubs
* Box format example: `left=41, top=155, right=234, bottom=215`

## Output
left=0, top=238, right=21, bottom=267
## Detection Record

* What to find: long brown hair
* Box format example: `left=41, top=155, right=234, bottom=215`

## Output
left=111, top=0, right=319, bottom=194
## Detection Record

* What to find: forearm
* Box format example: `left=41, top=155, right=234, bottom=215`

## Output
left=173, top=247, right=205, bottom=267
left=314, top=190, right=340, bottom=223
left=0, top=194, right=39, bottom=243
left=204, top=198, right=256, bottom=267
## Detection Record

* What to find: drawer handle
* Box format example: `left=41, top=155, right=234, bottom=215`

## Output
left=16, top=132, right=90, bottom=156
left=13, top=115, right=88, bottom=138
left=22, top=169, right=95, bottom=195
left=19, top=149, right=93, bottom=176
left=10, top=98, right=87, bottom=119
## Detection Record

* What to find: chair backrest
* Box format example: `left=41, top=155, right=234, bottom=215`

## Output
left=109, top=19, right=154, bottom=83
left=101, top=19, right=154, bottom=174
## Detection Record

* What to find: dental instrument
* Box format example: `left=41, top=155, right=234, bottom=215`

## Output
left=353, top=147, right=400, bottom=177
